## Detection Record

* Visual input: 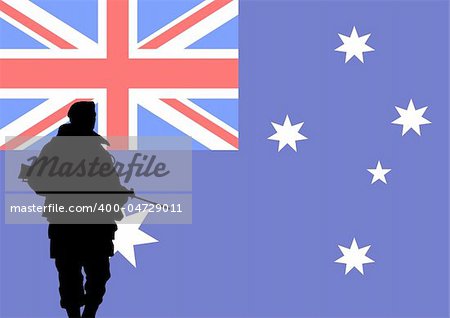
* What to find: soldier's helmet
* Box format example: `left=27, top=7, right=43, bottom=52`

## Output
left=67, top=101, right=96, bottom=131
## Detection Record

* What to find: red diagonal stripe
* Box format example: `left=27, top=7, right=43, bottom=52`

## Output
left=161, top=98, right=238, bottom=149
left=0, top=99, right=90, bottom=150
left=140, top=0, right=234, bottom=49
left=0, top=1, right=77, bottom=49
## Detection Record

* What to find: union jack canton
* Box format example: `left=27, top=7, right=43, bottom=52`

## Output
left=0, top=0, right=239, bottom=150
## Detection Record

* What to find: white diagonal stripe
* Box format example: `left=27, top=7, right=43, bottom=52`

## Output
left=14, top=116, right=68, bottom=150
left=159, top=0, right=238, bottom=50
left=131, top=89, right=239, bottom=149
left=138, top=97, right=237, bottom=150
left=137, top=0, right=214, bottom=48
left=137, top=0, right=238, bottom=50
left=3, top=0, right=98, bottom=50
left=0, top=11, right=59, bottom=49
left=0, top=97, right=72, bottom=147
left=179, top=98, right=238, bottom=137
left=0, top=89, right=104, bottom=149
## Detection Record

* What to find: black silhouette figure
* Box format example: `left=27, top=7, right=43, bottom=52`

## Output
left=26, top=101, right=130, bottom=318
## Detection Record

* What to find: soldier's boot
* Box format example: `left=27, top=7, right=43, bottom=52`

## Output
left=82, top=304, right=99, bottom=318
left=66, top=306, right=81, bottom=318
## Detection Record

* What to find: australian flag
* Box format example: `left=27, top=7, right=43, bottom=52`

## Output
left=1, top=0, right=449, bottom=317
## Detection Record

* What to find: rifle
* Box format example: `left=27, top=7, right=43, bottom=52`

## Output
left=128, top=188, right=162, bottom=206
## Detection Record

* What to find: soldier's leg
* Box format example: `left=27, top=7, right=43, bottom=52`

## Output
left=55, top=257, right=84, bottom=317
left=82, top=256, right=111, bottom=317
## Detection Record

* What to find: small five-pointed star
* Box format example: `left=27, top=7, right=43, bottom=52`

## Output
left=367, top=161, right=391, bottom=184
left=335, top=238, right=375, bottom=275
left=392, top=99, right=431, bottom=136
left=335, top=26, right=374, bottom=63
left=113, top=210, right=158, bottom=267
left=268, top=115, right=308, bottom=152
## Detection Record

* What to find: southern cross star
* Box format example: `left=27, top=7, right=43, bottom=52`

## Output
left=268, top=115, right=308, bottom=152
left=335, top=26, right=374, bottom=63
left=367, top=161, right=391, bottom=184
left=335, top=238, right=375, bottom=275
left=392, top=99, right=431, bottom=136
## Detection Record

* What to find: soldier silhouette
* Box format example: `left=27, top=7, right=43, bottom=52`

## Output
left=26, top=101, right=130, bottom=318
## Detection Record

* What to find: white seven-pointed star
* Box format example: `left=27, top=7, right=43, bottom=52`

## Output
left=335, top=238, right=375, bottom=275
left=113, top=211, right=158, bottom=267
left=392, top=99, right=431, bottom=136
left=268, top=115, right=308, bottom=152
left=335, top=26, right=374, bottom=63
left=367, top=161, right=391, bottom=184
